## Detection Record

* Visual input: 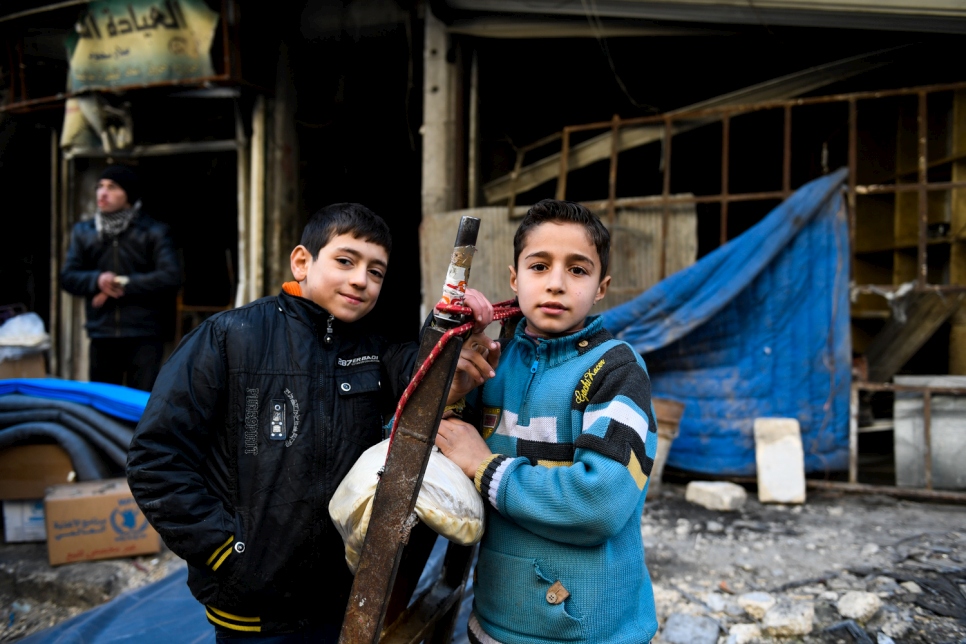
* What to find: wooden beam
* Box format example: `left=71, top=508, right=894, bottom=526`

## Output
left=866, top=291, right=966, bottom=382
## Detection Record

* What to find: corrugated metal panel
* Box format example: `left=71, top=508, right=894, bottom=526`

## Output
left=444, top=0, right=966, bottom=34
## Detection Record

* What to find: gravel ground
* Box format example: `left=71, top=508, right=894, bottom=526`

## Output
left=1, top=483, right=964, bottom=643
left=644, top=484, right=966, bottom=643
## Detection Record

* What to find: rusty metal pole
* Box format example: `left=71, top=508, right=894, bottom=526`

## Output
left=922, top=389, right=933, bottom=491
left=783, top=105, right=792, bottom=196
left=917, top=91, right=929, bottom=289
left=607, top=114, right=620, bottom=227
left=339, top=217, right=481, bottom=644
left=557, top=128, right=571, bottom=201
left=660, top=116, right=673, bottom=279
left=720, top=113, right=730, bottom=247
left=848, top=99, right=857, bottom=284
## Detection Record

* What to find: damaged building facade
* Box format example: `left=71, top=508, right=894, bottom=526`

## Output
left=2, top=0, right=966, bottom=493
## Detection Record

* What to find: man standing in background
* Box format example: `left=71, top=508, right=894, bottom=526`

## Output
left=61, top=165, right=180, bottom=391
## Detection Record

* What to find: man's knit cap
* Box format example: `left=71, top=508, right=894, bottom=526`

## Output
left=99, top=165, right=141, bottom=205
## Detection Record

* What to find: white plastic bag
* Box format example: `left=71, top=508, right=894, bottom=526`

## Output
left=329, top=438, right=484, bottom=573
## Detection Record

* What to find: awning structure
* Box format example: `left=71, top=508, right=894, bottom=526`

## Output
left=443, top=0, right=966, bottom=34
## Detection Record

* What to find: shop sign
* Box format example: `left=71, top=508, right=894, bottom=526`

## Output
left=67, top=0, right=219, bottom=92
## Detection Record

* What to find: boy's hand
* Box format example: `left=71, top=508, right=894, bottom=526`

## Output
left=464, top=288, right=493, bottom=332
left=448, top=331, right=500, bottom=405
left=435, top=417, right=492, bottom=478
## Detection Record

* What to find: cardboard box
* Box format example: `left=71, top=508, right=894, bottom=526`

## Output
left=44, top=478, right=160, bottom=566
left=0, top=352, right=46, bottom=379
left=3, top=500, right=46, bottom=543
left=0, top=445, right=75, bottom=501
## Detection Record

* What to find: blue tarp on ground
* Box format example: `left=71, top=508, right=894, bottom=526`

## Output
left=602, top=168, right=852, bottom=475
left=0, top=378, right=149, bottom=422
left=20, top=537, right=474, bottom=644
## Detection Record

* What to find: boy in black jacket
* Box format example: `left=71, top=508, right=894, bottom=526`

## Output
left=127, top=203, right=497, bottom=642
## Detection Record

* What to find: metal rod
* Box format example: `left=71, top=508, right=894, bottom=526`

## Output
left=849, top=386, right=858, bottom=484
left=855, top=179, right=966, bottom=195
left=805, top=480, right=966, bottom=504
left=922, top=390, right=933, bottom=491
left=783, top=104, right=792, bottom=196
left=557, top=128, right=570, bottom=200
left=848, top=99, right=858, bottom=283
left=854, top=382, right=966, bottom=395
left=660, top=116, right=672, bottom=279
left=720, top=114, right=730, bottom=246
left=559, top=80, right=966, bottom=133
left=917, top=91, right=929, bottom=289
left=607, top=114, right=619, bottom=227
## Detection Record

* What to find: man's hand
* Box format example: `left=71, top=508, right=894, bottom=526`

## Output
left=97, top=272, right=125, bottom=298
left=464, top=288, right=493, bottom=332
left=435, top=417, right=492, bottom=478
left=92, top=292, right=110, bottom=308
left=448, top=331, right=500, bottom=405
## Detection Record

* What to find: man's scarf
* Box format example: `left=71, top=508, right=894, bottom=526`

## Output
left=95, top=201, right=140, bottom=240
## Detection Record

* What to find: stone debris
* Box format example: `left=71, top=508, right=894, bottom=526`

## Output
left=659, top=612, right=720, bottom=644
left=837, top=590, right=883, bottom=622
left=642, top=488, right=966, bottom=644
left=737, top=591, right=776, bottom=620
left=684, top=481, right=747, bottom=511
left=725, top=623, right=762, bottom=644
left=753, top=418, right=806, bottom=504
left=761, top=600, right=814, bottom=636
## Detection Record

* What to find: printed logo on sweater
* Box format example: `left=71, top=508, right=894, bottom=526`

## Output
left=482, top=407, right=500, bottom=439
left=574, top=359, right=606, bottom=404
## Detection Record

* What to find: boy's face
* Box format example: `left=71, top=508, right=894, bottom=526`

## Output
left=510, top=221, right=610, bottom=339
left=289, top=233, right=388, bottom=322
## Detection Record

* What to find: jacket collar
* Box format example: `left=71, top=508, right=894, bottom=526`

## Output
left=514, top=315, right=608, bottom=368
left=276, top=290, right=350, bottom=337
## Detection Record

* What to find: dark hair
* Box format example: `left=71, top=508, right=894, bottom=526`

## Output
left=513, top=199, right=610, bottom=278
left=300, top=203, right=392, bottom=258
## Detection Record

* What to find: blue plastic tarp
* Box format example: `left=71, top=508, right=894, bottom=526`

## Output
left=602, top=168, right=852, bottom=475
left=0, top=378, right=149, bottom=422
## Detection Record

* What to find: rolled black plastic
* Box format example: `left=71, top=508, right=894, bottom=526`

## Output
left=0, top=422, right=110, bottom=480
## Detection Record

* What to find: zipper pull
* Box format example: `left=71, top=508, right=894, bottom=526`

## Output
left=530, top=359, right=538, bottom=374
left=324, top=315, right=334, bottom=345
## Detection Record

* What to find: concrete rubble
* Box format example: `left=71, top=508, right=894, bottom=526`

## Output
left=644, top=485, right=966, bottom=643
left=685, top=481, right=748, bottom=511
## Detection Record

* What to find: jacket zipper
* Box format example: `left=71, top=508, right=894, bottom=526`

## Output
left=113, top=238, right=121, bottom=336
left=318, top=314, right=335, bottom=530
left=520, top=340, right=544, bottom=420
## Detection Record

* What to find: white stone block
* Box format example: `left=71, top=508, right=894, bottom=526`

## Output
left=738, top=591, right=776, bottom=620
left=727, top=623, right=763, bottom=644
left=685, top=481, right=747, bottom=511
left=754, top=418, right=806, bottom=504
left=836, top=590, right=882, bottom=622
left=762, top=601, right=814, bottom=637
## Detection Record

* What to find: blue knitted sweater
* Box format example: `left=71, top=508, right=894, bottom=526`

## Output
left=467, top=316, right=658, bottom=644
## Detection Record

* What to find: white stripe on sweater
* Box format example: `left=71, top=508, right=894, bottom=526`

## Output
left=468, top=613, right=505, bottom=644
left=581, top=399, right=649, bottom=443
left=487, top=457, right=515, bottom=509
left=495, top=409, right=557, bottom=443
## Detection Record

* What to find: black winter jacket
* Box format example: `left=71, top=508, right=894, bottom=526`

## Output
left=126, top=291, right=418, bottom=634
left=60, top=213, right=181, bottom=338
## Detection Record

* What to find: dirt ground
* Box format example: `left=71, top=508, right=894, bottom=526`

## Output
left=1, top=483, right=964, bottom=643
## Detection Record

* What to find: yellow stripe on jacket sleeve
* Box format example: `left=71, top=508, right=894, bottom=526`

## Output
left=206, top=606, right=262, bottom=632
left=206, top=535, right=235, bottom=567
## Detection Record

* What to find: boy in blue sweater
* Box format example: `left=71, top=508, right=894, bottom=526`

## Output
left=437, top=199, right=659, bottom=644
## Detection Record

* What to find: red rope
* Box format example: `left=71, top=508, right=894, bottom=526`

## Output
left=385, top=300, right=521, bottom=455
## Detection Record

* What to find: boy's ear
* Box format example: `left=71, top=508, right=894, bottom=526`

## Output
left=594, top=274, right=611, bottom=303
left=290, top=245, right=312, bottom=282
left=508, top=265, right=518, bottom=295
